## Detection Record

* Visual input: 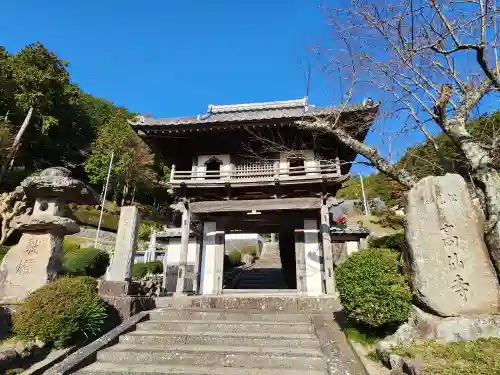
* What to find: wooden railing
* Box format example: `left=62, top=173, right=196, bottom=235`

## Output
left=170, top=160, right=341, bottom=185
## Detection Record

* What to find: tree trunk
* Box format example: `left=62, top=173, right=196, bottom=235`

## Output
left=121, top=181, right=129, bottom=207
left=470, top=167, right=500, bottom=274
left=0, top=108, right=33, bottom=184
left=114, top=181, right=121, bottom=207
left=131, top=184, right=137, bottom=204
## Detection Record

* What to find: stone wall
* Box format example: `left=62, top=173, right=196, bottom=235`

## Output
left=68, top=227, right=148, bottom=254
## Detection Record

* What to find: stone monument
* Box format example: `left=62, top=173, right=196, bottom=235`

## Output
left=405, top=173, right=500, bottom=317
left=0, top=167, right=98, bottom=301
left=99, top=206, right=154, bottom=320
left=101, top=206, right=140, bottom=295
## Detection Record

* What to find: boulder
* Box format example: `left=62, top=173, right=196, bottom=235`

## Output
left=377, top=305, right=500, bottom=355
left=405, top=174, right=499, bottom=317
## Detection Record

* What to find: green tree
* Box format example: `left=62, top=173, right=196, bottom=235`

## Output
left=84, top=113, right=158, bottom=205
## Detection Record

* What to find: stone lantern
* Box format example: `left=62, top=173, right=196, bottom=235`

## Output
left=0, top=167, right=98, bottom=302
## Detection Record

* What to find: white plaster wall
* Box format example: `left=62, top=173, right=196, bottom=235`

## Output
left=165, top=238, right=199, bottom=265
left=200, top=222, right=217, bottom=294
left=346, top=241, right=360, bottom=255
left=279, top=150, right=317, bottom=177
left=304, top=219, right=323, bottom=296
left=194, top=154, right=232, bottom=179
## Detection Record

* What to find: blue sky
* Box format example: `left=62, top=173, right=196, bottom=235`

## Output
left=0, top=0, right=473, bottom=176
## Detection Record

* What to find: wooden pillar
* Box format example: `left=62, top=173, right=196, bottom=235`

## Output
left=175, top=203, right=191, bottom=295
left=294, top=229, right=307, bottom=294
left=320, top=204, right=336, bottom=294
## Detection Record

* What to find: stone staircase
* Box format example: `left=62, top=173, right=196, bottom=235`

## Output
left=74, top=307, right=328, bottom=375
left=232, top=243, right=288, bottom=290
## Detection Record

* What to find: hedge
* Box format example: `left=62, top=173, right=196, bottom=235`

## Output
left=62, top=247, right=110, bottom=278
left=336, top=248, right=412, bottom=328
left=71, top=209, right=120, bottom=231
left=62, top=238, right=81, bottom=253
left=132, top=261, right=163, bottom=279
left=229, top=250, right=242, bottom=265
left=368, top=233, right=406, bottom=252
left=71, top=208, right=161, bottom=234
left=13, top=276, right=107, bottom=347
left=0, top=245, right=11, bottom=263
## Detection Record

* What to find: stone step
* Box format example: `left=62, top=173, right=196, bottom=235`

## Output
left=120, top=330, right=320, bottom=348
left=136, top=320, right=314, bottom=334
left=96, top=344, right=325, bottom=370
left=150, top=309, right=309, bottom=321
left=76, top=362, right=327, bottom=375
left=153, top=295, right=340, bottom=312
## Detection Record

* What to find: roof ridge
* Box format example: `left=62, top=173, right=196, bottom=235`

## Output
left=208, top=97, right=308, bottom=114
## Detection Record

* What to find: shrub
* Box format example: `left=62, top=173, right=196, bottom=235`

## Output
left=239, top=245, right=258, bottom=255
left=12, top=276, right=107, bottom=347
left=132, top=261, right=163, bottom=279
left=71, top=208, right=161, bottom=235
left=229, top=250, right=241, bottom=265
left=62, top=238, right=81, bottom=253
left=70, top=209, right=120, bottom=231
left=62, top=247, right=110, bottom=278
left=138, top=222, right=162, bottom=241
left=336, top=248, right=412, bottom=328
left=0, top=245, right=11, bottom=262
left=368, top=233, right=407, bottom=252
left=370, top=209, right=405, bottom=230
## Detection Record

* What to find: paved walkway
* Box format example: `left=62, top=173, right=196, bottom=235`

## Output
left=234, top=243, right=288, bottom=290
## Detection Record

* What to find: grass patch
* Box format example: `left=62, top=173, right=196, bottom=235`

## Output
left=366, top=350, right=379, bottom=361
left=390, top=338, right=500, bottom=375
left=345, top=327, right=380, bottom=345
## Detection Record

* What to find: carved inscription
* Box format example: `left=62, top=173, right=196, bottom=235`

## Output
left=451, top=274, right=470, bottom=302
left=448, top=252, right=464, bottom=270
left=441, top=224, right=459, bottom=247
left=424, top=192, right=459, bottom=205
left=25, top=238, right=40, bottom=255
left=440, top=223, right=469, bottom=302
left=16, top=259, right=35, bottom=275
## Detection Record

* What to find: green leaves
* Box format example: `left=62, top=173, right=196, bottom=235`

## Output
left=336, top=248, right=412, bottom=328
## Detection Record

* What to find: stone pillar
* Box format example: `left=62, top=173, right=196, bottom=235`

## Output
left=200, top=222, right=225, bottom=295
left=294, top=230, right=307, bottom=294
left=304, top=219, right=323, bottom=296
left=175, top=204, right=191, bottom=295
left=104, top=206, right=140, bottom=294
left=320, top=205, right=336, bottom=294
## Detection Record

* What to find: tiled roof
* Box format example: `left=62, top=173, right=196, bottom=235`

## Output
left=130, top=97, right=378, bottom=128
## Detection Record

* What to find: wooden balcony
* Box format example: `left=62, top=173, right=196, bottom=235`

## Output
left=169, top=160, right=343, bottom=189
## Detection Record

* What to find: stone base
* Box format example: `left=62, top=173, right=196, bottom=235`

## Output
left=98, top=280, right=139, bottom=296
left=154, top=295, right=341, bottom=312
left=377, top=305, right=500, bottom=355
left=101, top=295, right=155, bottom=322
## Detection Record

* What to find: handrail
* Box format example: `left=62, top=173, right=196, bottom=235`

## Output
left=171, top=161, right=341, bottom=181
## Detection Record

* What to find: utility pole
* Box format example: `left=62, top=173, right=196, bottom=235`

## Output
left=359, top=173, right=370, bottom=216
left=95, top=151, right=114, bottom=248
